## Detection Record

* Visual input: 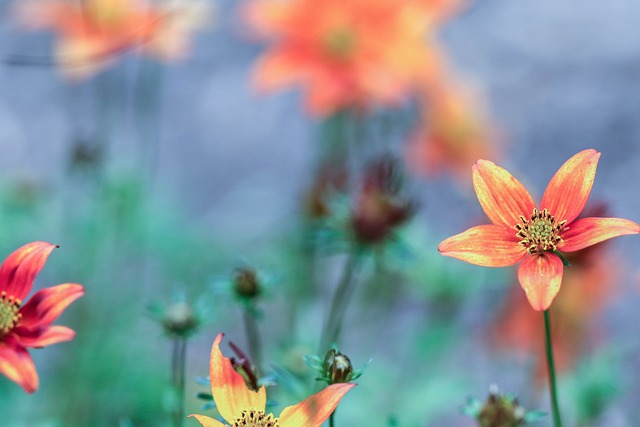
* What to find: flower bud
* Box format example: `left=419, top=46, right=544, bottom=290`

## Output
left=161, top=301, right=199, bottom=337
left=233, top=268, right=261, bottom=299
left=477, top=388, right=526, bottom=427
left=351, top=155, right=414, bottom=244
left=323, top=348, right=354, bottom=384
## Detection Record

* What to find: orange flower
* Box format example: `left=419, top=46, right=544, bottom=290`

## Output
left=0, top=241, right=84, bottom=393
left=406, top=81, right=499, bottom=181
left=15, top=0, right=208, bottom=79
left=189, top=333, right=354, bottom=427
left=246, top=0, right=457, bottom=116
left=438, top=149, right=640, bottom=311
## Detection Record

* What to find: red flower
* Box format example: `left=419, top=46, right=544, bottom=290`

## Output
left=438, top=149, right=640, bottom=310
left=0, top=242, right=84, bottom=393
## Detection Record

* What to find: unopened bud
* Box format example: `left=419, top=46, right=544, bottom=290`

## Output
left=233, top=268, right=261, bottom=299
left=323, top=349, right=354, bottom=384
left=162, top=301, right=199, bottom=337
left=477, top=388, right=526, bottom=427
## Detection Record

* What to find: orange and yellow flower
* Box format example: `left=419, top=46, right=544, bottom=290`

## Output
left=15, top=0, right=208, bottom=79
left=0, top=241, right=84, bottom=393
left=438, top=149, right=640, bottom=311
left=245, top=0, right=459, bottom=116
left=190, top=333, right=354, bottom=427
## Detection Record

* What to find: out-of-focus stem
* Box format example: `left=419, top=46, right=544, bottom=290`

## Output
left=243, top=306, right=263, bottom=376
left=134, top=59, right=164, bottom=183
left=543, top=309, right=563, bottom=427
left=319, top=250, right=364, bottom=352
left=329, top=410, right=336, bottom=427
left=171, top=337, right=187, bottom=427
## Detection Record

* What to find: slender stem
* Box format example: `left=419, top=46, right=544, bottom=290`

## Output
left=243, top=306, right=263, bottom=376
left=319, top=250, right=364, bottom=352
left=543, top=309, right=563, bottom=427
left=172, top=337, right=187, bottom=427
left=329, top=409, right=336, bottom=427
left=134, top=59, right=164, bottom=184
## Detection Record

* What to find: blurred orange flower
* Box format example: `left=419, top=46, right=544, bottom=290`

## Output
left=246, top=0, right=460, bottom=116
left=0, top=241, right=84, bottom=393
left=493, top=233, right=618, bottom=381
left=438, top=149, right=640, bottom=311
left=406, top=81, right=499, bottom=181
left=15, top=0, right=209, bottom=79
left=189, top=333, right=354, bottom=427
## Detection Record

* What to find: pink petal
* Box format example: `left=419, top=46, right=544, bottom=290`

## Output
left=517, top=252, right=564, bottom=311
left=0, top=242, right=57, bottom=301
left=541, top=149, right=600, bottom=225
left=18, top=283, right=84, bottom=329
left=12, top=325, right=76, bottom=348
left=560, top=217, right=640, bottom=252
left=0, top=343, right=38, bottom=393
left=472, top=159, right=536, bottom=227
left=438, top=225, right=527, bottom=267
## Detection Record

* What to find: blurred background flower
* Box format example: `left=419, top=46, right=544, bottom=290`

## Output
left=245, top=0, right=459, bottom=116
left=14, top=0, right=210, bottom=79
left=1, top=0, right=640, bottom=425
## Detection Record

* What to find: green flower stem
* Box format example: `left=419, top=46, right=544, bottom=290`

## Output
left=243, top=306, right=263, bottom=376
left=329, top=409, right=336, bottom=427
left=543, top=309, right=563, bottom=427
left=172, top=337, right=188, bottom=427
left=319, top=249, right=364, bottom=352
left=134, top=59, right=165, bottom=183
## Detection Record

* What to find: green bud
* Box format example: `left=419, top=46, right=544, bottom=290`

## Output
left=323, top=349, right=353, bottom=384
left=233, top=268, right=261, bottom=299
left=161, top=301, right=199, bottom=337
left=477, top=387, right=526, bottom=427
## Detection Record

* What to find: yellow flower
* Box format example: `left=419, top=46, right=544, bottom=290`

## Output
left=189, top=333, right=354, bottom=427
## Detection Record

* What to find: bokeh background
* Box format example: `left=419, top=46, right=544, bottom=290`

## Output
left=1, top=0, right=640, bottom=426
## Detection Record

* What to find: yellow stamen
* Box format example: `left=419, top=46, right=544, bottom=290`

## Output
left=514, top=208, right=566, bottom=254
left=232, top=409, right=279, bottom=427
left=0, top=291, right=22, bottom=335
left=324, top=28, right=357, bottom=59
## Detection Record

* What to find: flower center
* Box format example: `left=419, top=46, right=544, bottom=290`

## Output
left=324, top=28, right=357, bottom=59
left=0, top=292, right=21, bottom=335
left=514, top=208, right=566, bottom=254
left=232, top=409, right=279, bottom=427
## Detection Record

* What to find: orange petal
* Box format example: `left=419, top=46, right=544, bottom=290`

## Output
left=472, top=160, right=536, bottom=227
left=279, top=383, right=355, bottom=427
left=253, top=48, right=305, bottom=91
left=209, top=333, right=266, bottom=423
left=438, top=225, right=526, bottom=267
left=540, top=149, right=600, bottom=224
left=560, top=217, right=640, bottom=252
left=18, top=284, right=84, bottom=329
left=13, top=325, right=76, bottom=348
left=0, top=241, right=57, bottom=301
left=187, top=414, right=227, bottom=427
left=517, top=252, right=564, bottom=311
left=242, top=0, right=291, bottom=37
left=0, top=343, right=38, bottom=393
